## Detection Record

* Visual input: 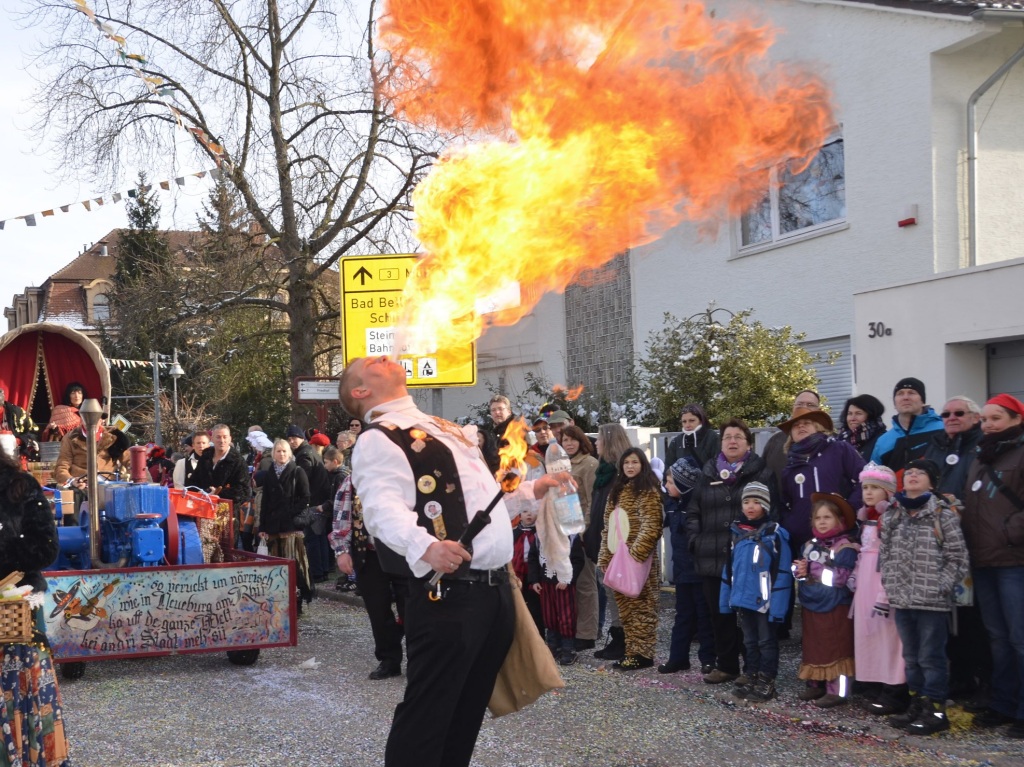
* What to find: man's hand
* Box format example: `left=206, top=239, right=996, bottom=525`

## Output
left=335, top=552, right=354, bottom=576
left=556, top=582, right=568, bottom=591
left=531, top=583, right=542, bottom=594
left=421, top=540, right=472, bottom=573
left=531, top=471, right=576, bottom=499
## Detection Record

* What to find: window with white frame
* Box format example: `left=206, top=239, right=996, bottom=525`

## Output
left=92, top=293, right=110, bottom=322
left=739, top=134, right=846, bottom=249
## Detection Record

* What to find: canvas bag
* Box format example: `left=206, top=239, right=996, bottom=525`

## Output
left=603, top=505, right=653, bottom=598
left=488, top=567, right=565, bottom=717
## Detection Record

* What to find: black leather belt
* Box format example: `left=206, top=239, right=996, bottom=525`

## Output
left=439, top=567, right=509, bottom=586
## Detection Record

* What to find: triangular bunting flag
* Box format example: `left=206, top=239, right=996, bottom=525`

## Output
left=42, top=210, right=54, bottom=217
left=60, top=205, right=70, bottom=213
left=128, top=189, right=136, bottom=198
left=159, top=180, right=169, bottom=190
left=82, top=201, right=91, bottom=211
left=175, top=177, right=185, bottom=186
left=112, top=193, right=122, bottom=203
left=210, top=168, right=222, bottom=181
left=94, top=198, right=104, bottom=206
left=25, top=215, right=36, bottom=226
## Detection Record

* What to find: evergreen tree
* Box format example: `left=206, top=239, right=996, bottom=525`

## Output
left=630, top=306, right=834, bottom=429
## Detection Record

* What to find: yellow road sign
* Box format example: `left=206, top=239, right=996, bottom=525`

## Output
left=340, top=255, right=477, bottom=387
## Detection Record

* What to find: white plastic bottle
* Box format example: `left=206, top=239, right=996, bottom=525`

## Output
left=544, top=442, right=585, bottom=535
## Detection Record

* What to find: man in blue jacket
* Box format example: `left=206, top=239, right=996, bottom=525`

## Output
left=870, top=378, right=944, bottom=472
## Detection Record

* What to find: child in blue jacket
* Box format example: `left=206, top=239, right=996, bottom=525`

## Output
left=720, top=481, right=793, bottom=702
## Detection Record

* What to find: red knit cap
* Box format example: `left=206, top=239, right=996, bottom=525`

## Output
left=987, top=394, right=1024, bottom=419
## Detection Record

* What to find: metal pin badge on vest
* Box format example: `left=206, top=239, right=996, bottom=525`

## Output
left=410, top=428, right=428, bottom=453
left=417, top=475, right=437, bottom=494
left=425, top=501, right=446, bottom=540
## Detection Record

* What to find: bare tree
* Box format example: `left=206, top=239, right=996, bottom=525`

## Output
left=21, top=0, right=439, bottom=396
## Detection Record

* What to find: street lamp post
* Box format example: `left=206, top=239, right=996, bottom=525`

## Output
left=169, top=348, right=185, bottom=421
left=80, top=398, right=104, bottom=567
left=151, top=351, right=162, bottom=446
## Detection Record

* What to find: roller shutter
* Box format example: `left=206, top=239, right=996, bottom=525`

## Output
left=801, top=336, right=853, bottom=412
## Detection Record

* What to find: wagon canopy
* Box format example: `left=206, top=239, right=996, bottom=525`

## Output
left=0, top=323, right=111, bottom=428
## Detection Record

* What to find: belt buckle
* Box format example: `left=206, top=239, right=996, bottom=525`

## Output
left=487, top=569, right=497, bottom=586
left=487, top=568, right=504, bottom=586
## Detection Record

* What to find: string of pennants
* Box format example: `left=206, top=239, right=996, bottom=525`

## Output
left=0, top=168, right=221, bottom=231
left=71, top=0, right=228, bottom=167
left=107, top=358, right=172, bottom=370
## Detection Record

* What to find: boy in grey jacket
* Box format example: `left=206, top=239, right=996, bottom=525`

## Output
left=879, top=459, right=969, bottom=735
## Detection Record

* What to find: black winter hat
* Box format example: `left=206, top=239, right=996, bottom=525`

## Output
left=905, top=459, right=940, bottom=490
left=893, top=377, right=926, bottom=402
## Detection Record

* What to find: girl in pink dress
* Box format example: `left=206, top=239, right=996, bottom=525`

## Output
left=849, top=463, right=907, bottom=715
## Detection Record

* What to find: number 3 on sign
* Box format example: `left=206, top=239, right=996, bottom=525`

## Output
left=868, top=322, right=893, bottom=339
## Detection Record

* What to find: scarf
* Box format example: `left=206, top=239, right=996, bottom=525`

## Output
left=864, top=504, right=884, bottom=523
left=537, top=493, right=573, bottom=584
left=786, top=431, right=828, bottom=466
left=812, top=524, right=846, bottom=542
left=273, top=461, right=287, bottom=478
left=594, top=459, right=616, bottom=489
left=978, top=425, right=1024, bottom=466
left=716, top=450, right=750, bottom=485
left=894, top=491, right=931, bottom=511
left=837, top=418, right=886, bottom=450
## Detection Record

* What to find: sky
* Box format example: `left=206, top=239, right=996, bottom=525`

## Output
left=0, top=3, right=213, bottom=311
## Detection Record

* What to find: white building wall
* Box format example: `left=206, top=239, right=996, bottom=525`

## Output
left=634, top=2, right=979, bottom=353
left=440, top=291, right=568, bottom=418
left=931, top=25, right=1024, bottom=271
left=853, top=257, right=1024, bottom=418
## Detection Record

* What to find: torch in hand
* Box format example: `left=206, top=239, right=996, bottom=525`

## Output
left=426, top=469, right=522, bottom=588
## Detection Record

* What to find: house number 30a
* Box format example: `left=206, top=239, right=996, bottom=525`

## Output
left=867, top=322, right=893, bottom=338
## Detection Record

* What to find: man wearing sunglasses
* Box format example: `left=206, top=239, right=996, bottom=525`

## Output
left=924, top=396, right=983, bottom=498
left=924, top=396, right=989, bottom=707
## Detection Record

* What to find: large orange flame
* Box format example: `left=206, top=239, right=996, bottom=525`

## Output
left=380, top=0, right=834, bottom=361
left=496, top=418, right=529, bottom=490
left=554, top=385, right=585, bottom=402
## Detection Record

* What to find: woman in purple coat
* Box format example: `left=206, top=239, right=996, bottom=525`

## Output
left=779, top=408, right=866, bottom=556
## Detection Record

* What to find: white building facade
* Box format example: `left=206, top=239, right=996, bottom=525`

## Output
left=437, top=0, right=1024, bottom=423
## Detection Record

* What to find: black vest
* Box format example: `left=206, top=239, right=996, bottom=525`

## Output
left=364, top=422, right=470, bottom=578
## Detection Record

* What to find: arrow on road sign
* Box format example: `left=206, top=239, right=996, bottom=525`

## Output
left=354, top=266, right=372, bottom=285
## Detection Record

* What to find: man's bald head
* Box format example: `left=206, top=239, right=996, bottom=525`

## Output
left=338, top=356, right=408, bottom=418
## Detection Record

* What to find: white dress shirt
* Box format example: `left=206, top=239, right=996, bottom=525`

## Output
left=352, top=396, right=519, bottom=578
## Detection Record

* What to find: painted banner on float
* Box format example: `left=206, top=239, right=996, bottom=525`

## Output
left=43, top=562, right=294, bottom=660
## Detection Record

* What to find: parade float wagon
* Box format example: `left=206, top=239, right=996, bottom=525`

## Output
left=0, top=323, right=297, bottom=679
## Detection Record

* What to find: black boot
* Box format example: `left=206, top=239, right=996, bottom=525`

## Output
left=887, top=693, right=923, bottom=730
left=746, top=674, right=778, bottom=702
left=907, top=697, right=950, bottom=735
left=594, top=626, right=625, bottom=660
left=866, top=683, right=910, bottom=715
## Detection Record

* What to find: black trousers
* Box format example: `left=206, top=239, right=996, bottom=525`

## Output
left=358, top=550, right=407, bottom=666
left=385, top=579, right=515, bottom=767
left=702, top=576, right=743, bottom=675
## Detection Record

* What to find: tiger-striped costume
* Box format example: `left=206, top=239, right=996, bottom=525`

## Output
left=599, top=485, right=663, bottom=659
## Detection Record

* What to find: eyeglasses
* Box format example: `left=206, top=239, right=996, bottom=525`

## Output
left=940, top=410, right=967, bottom=419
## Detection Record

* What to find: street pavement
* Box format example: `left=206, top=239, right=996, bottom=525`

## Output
left=59, top=586, right=1024, bottom=767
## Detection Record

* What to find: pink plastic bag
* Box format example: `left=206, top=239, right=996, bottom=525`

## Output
left=603, top=506, right=653, bottom=598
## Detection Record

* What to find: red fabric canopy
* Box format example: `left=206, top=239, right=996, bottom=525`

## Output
left=0, top=326, right=109, bottom=420
left=0, top=332, right=41, bottom=409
